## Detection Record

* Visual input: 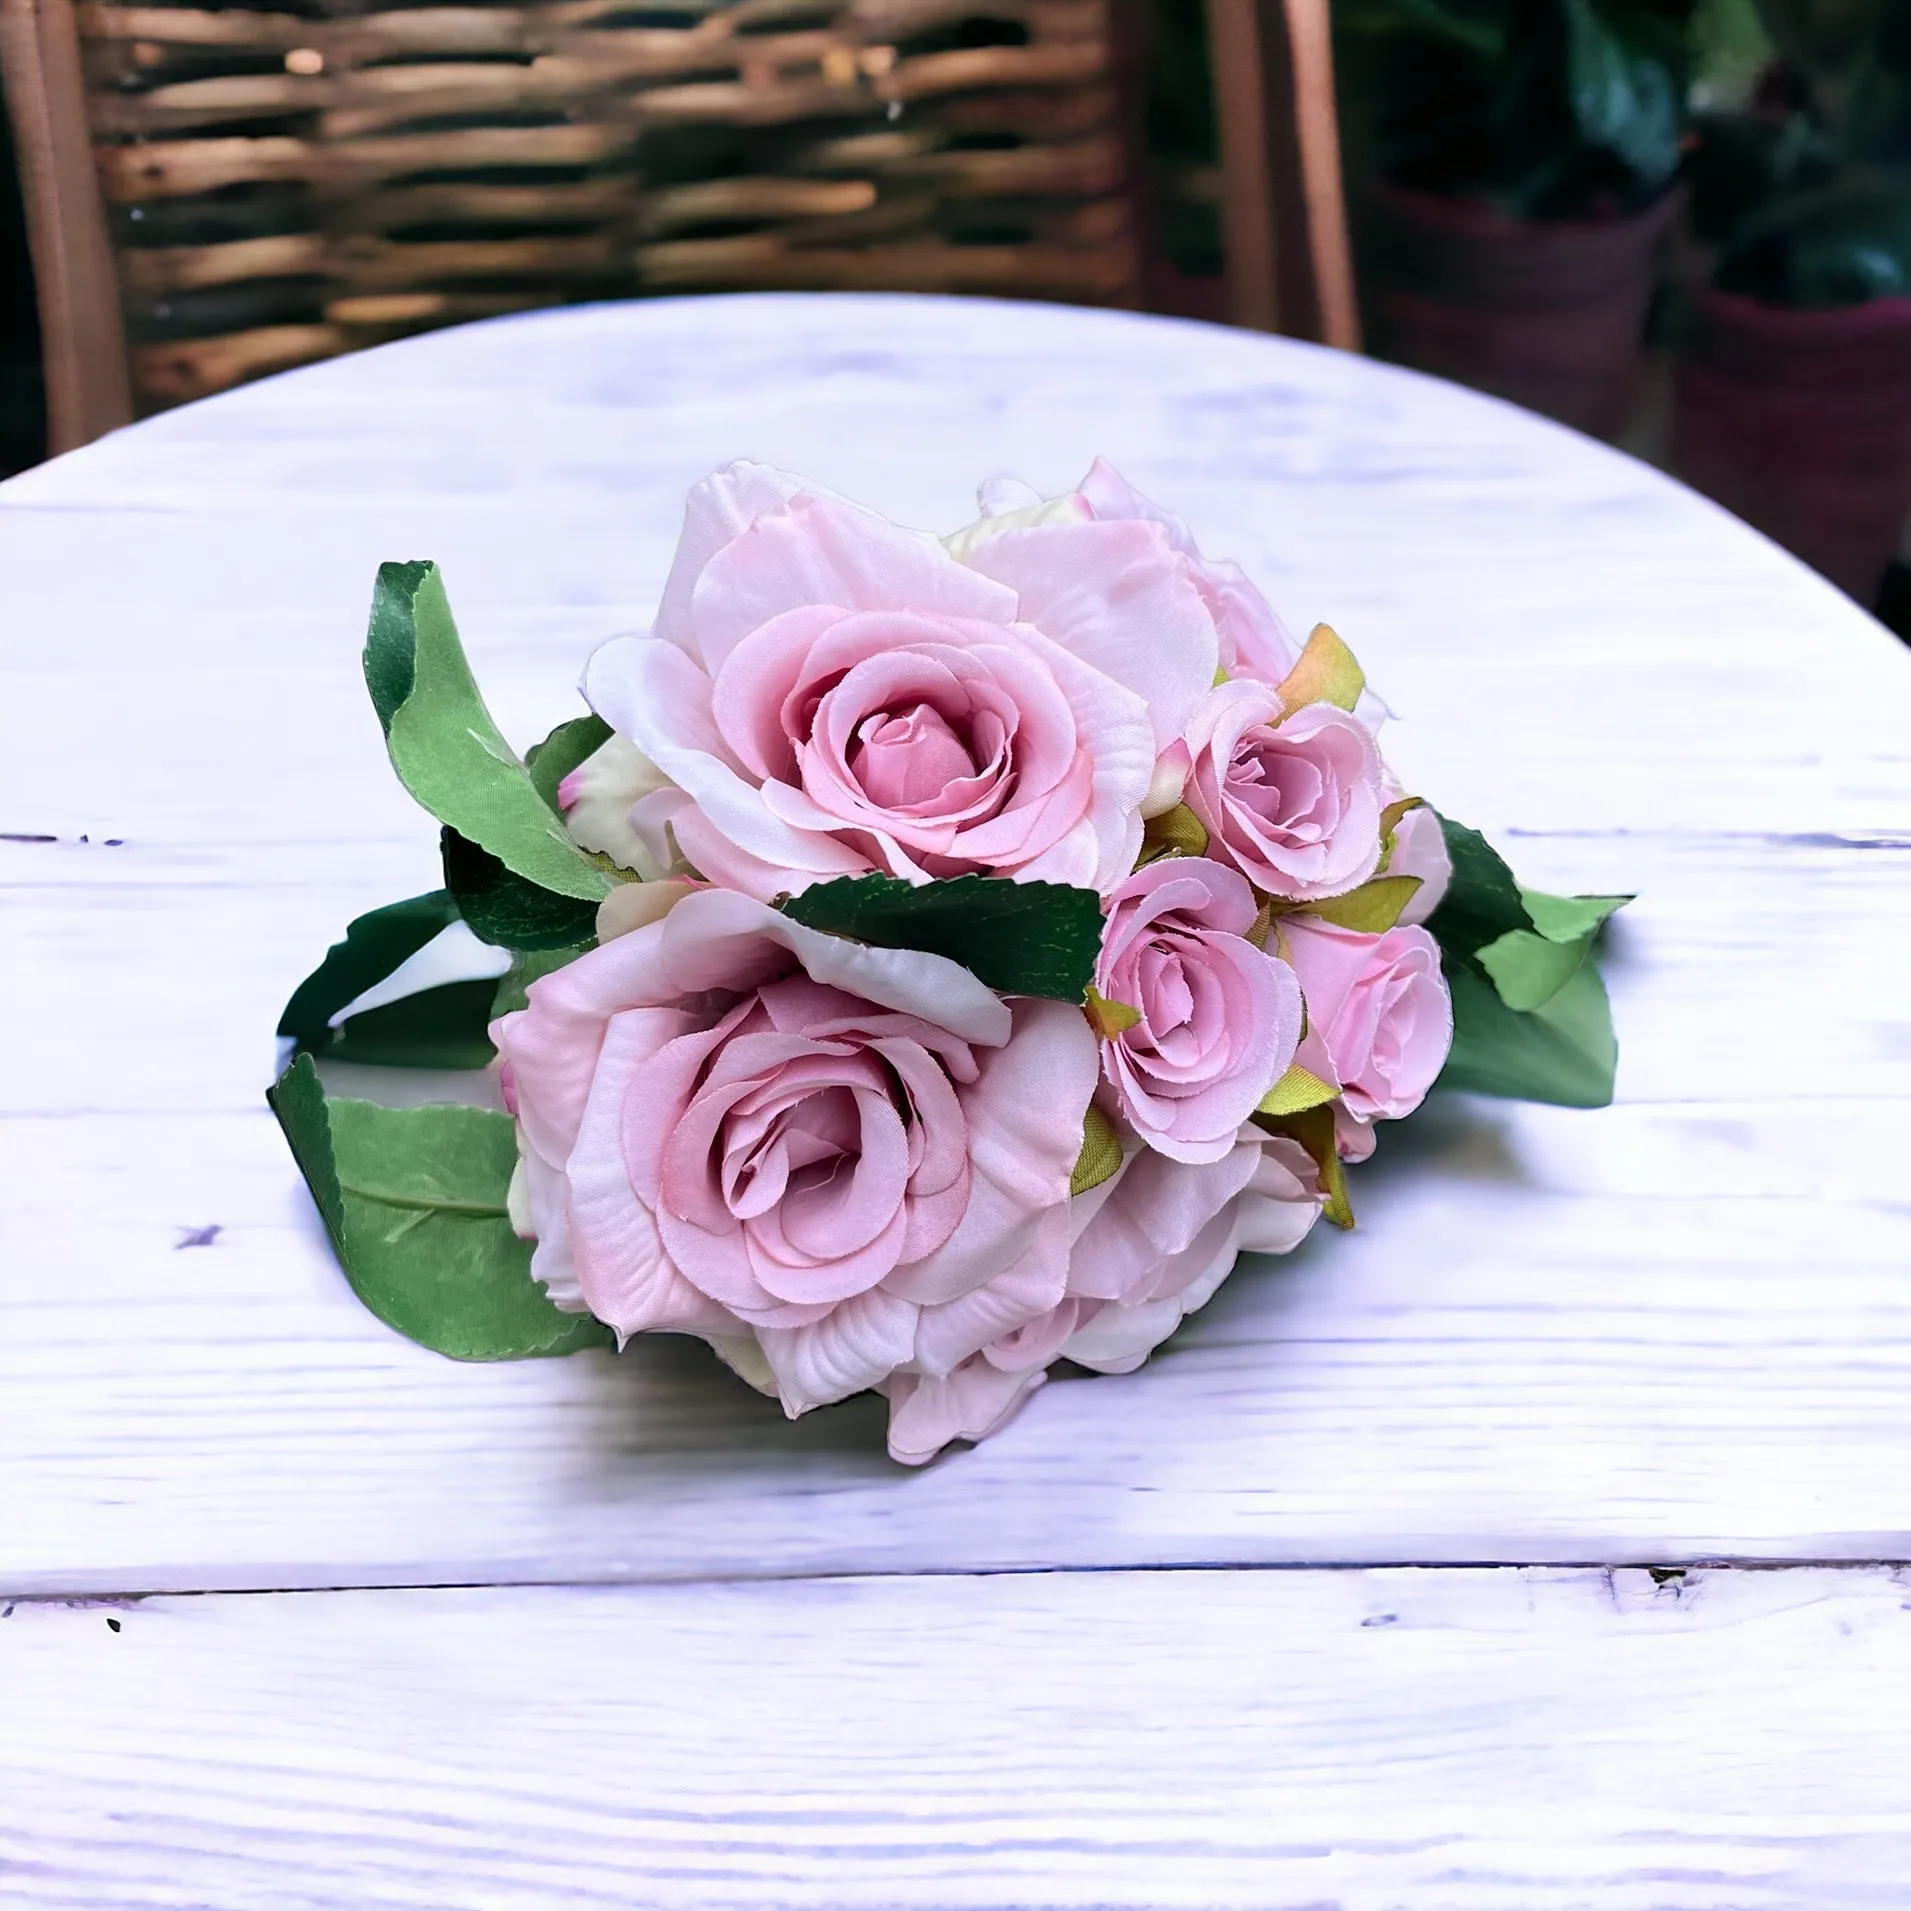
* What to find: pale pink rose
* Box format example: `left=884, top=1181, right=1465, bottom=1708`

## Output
left=1183, top=679, right=1385, bottom=902
left=951, top=461, right=1298, bottom=688
left=1283, top=919, right=1453, bottom=1156
left=1095, top=858, right=1303, bottom=1164
left=1385, top=802, right=1452, bottom=926
left=880, top=1132, right=1322, bottom=1463
left=583, top=462, right=1219, bottom=899
left=1075, top=459, right=1302, bottom=685
left=492, top=887, right=1098, bottom=1416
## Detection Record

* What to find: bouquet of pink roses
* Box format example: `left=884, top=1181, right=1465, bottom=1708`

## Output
left=273, top=462, right=1627, bottom=1463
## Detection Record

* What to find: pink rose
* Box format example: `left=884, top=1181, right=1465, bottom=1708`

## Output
left=1183, top=679, right=1385, bottom=902
left=1095, top=857, right=1303, bottom=1164
left=1384, top=801, right=1452, bottom=926
left=492, top=887, right=1099, bottom=1415
left=1075, top=458, right=1302, bottom=685
left=583, top=462, right=1219, bottom=899
left=881, top=1131, right=1321, bottom=1463
left=1282, top=918, right=1453, bottom=1157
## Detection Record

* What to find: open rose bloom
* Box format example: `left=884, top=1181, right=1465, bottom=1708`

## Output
left=279, top=459, right=1644, bottom=1471
left=478, top=459, right=1456, bottom=1463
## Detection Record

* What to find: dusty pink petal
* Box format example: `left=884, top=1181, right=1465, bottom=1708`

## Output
left=1056, top=1294, right=1187, bottom=1375
left=1185, top=684, right=1385, bottom=902
left=905, top=1204, right=1071, bottom=1377
left=1283, top=919, right=1452, bottom=1124
left=882, top=1358, right=1047, bottom=1466
left=1096, top=858, right=1303, bottom=1165
left=1066, top=1142, right=1263, bottom=1303
left=1075, top=457, right=1299, bottom=684
left=754, top=1284, right=920, bottom=1413
left=964, top=515, right=1217, bottom=748
left=881, top=998, right=1097, bottom=1305
left=653, top=461, right=818, bottom=657
left=691, top=492, right=1015, bottom=672
left=1388, top=803, right=1453, bottom=925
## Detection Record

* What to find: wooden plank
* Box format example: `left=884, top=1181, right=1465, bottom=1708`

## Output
left=6, top=1567, right=1911, bottom=1907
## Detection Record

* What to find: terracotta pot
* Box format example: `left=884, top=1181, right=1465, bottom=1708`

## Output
left=1672, top=285, right=1911, bottom=604
left=1363, top=185, right=1680, bottom=439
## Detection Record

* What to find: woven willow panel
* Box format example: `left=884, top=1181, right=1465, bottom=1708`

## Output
left=74, top=0, right=1134, bottom=407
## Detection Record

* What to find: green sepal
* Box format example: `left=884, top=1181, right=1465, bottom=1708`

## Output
left=278, top=889, right=461, bottom=1052
left=442, top=826, right=604, bottom=951
left=778, top=872, right=1104, bottom=1003
left=1255, top=1102, right=1353, bottom=1229
left=1069, top=1102, right=1124, bottom=1197
left=1274, top=623, right=1364, bottom=714
left=269, top=1055, right=613, bottom=1360
left=1256, top=1061, right=1340, bottom=1119
left=492, top=945, right=590, bottom=1020
left=1438, top=958, right=1619, bottom=1109
left=1299, top=874, right=1423, bottom=935
left=364, top=562, right=613, bottom=904
left=526, top=713, right=613, bottom=816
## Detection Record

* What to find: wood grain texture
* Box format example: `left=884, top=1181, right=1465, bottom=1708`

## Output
left=7, top=1566, right=1911, bottom=1907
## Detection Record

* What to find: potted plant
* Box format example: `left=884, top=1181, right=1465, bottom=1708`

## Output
left=1675, top=1, right=1911, bottom=602
left=1337, top=0, right=1696, bottom=437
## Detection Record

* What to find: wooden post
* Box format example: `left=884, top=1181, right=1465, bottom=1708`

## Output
left=0, top=0, right=133, bottom=453
left=1203, top=0, right=1359, bottom=350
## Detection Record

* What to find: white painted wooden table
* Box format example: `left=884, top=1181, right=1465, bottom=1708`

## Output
left=5, top=294, right=1911, bottom=1909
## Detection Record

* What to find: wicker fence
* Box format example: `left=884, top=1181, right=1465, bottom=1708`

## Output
left=69, top=0, right=1135, bottom=409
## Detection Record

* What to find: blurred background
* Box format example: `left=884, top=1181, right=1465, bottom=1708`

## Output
left=3, top=0, right=1910, bottom=624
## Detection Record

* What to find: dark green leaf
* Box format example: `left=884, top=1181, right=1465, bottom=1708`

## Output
left=278, top=890, right=461, bottom=1051
left=269, top=1055, right=612, bottom=1359
left=363, top=562, right=613, bottom=903
left=526, top=713, right=613, bottom=815
left=326, top=978, right=500, bottom=1069
left=1438, top=956, right=1619, bottom=1107
left=442, top=826, right=602, bottom=951
left=778, top=873, right=1104, bottom=1002
left=492, top=945, right=590, bottom=1020
left=1425, top=812, right=1534, bottom=960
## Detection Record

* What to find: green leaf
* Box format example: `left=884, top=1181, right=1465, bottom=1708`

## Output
left=269, top=1054, right=613, bottom=1360
left=442, top=826, right=603, bottom=951
left=364, top=562, right=613, bottom=904
left=1475, top=926, right=1589, bottom=1013
left=491, top=945, right=589, bottom=1020
left=1521, top=887, right=1631, bottom=944
left=1438, top=958, right=1619, bottom=1108
left=326, top=978, right=500, bottom=1069
left=526, top=713, right=613, bottom=815
left=1424, top=813, right=1532, bottom=960
left=778, top=873, right=1104, bottom=1002
left=278, top=890, right=462, bottom=1051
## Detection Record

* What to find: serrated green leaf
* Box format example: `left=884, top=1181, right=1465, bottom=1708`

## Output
left=442, top=826, right=603, bottom=951
left=278, top=890, right=462, bottom=1052
left=526, top=713, right=614, bottom=815
left=365, top=562, right=613, bottom=904
left=1438, top=958, right=1618, bottom=1108
left=491, top=945, right=589, bottom=1020
left=778, top=873, right=1104, bottom=1002
left=326, top=978, right=499, bottom=1069
left=269, top=1054, right=612, bottom=1360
